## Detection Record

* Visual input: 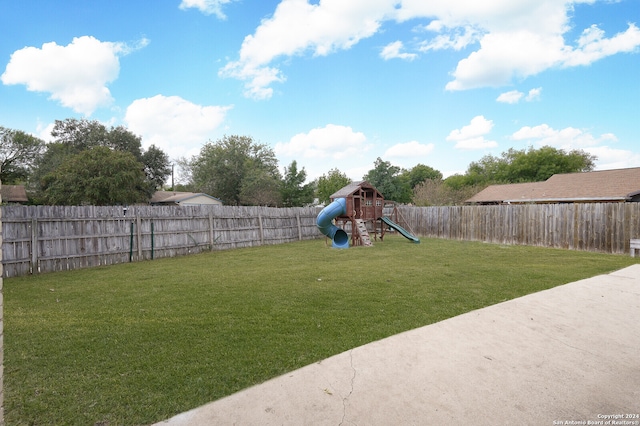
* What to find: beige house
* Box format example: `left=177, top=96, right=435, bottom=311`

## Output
left=150, top=191, right=223, bottom=206
left=466, top=167, right=640, bottom=205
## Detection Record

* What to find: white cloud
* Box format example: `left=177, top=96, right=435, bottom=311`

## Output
left=511, top=123, right=640, bottom=170
left=447, top=115, right=493, bottom=140
left=220, top=0, right=394, bottom=99
left=124, top=95, right=231, bottom=160
left=418, top=24, right=482, bottom=52
left=496, top=90, right=524, bottom=104
left=563, top=23, right=640, bottom=67
left=179, top=0, right=237, bottom=19
left=446, top=115, right=498, bottom=150
left=511, top=124, right=617, bottom=149
left=525, top=87, right=542, bottom=101
left=380, top=41, right=418, bottom=60
left=497, top=87, right=542, bottom=103
left=445, top=21, right=640, bottom=91
left=445, top=30, right=565, bottom=91
left=221, top=0, right=640, bottom=96
left=586, top=146, right=640, bottom=171
left=384, top=141, right=434, bottom=158
left=275, top=124, right=369, bottom=160
left=394, top=0, right=561, bottom=29
left=399, top=1, right=576, bottom=90
left=219, top=62, right=285, bottom=100
left=275, top=124, right=372, bottom=182
left=452, top=137, right=499, bottom=150
left=35, top=121, right=56, bottom=143
left=1, top=36, right=148, bottom=115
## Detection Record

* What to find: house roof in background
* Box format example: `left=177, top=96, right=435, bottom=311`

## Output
left=466, top=167, right=640, bottom=204
left=1, top=184, right=28, bottom=203
left=150, top=191, right=222, bottom=204
left=543, top=168, right=640, bottom=200
left=465, top=182, right=547, bottom=204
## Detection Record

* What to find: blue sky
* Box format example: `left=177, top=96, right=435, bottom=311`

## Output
left=2, top=0, right=639, bottom=183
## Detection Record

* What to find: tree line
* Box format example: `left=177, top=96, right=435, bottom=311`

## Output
left=316, top=145, right=595, bottom=206
left=412, top=146, right=596, bottom=205
left=1, top=121, right=596, bottom=206
left=1, top=119, right=171, bottom=205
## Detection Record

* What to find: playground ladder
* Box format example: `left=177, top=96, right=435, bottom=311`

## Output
left=354, top=219, right=373, bottom=246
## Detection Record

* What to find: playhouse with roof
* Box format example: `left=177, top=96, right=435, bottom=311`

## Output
left=316, top=181, right=419, bottom=248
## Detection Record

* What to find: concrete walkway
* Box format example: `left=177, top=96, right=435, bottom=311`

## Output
left=154, top=265, right=640, bottom=426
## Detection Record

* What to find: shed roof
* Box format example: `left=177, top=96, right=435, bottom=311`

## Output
left=1, top=185, right=28, bottom=203
left=330, top=181, right=382, bottom=199
left=466, top=167, right=640, bottom=204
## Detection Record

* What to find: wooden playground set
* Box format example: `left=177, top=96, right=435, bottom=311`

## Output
left=317, top=181, right=419, bottom=248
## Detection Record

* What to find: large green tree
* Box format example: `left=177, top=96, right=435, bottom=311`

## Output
left=363, top=157, right=412, bottom=203
left=400, top=163, right=443, bottom=190
left=41, top=147, right=148, bottom=205
left=413, top=179, right=486, bottom=206
left=315, top=168, right=351, bottom=205
left=189, top=135, right=281, bottom=206
left=50, top=118, right=143, bottom=159
left=240, top=167, right=282, bottom=206
left=435, top=145, right=597, bottom=204
left=142, top=145, right=172, bottom=191
left=502, top=146, right=596, bottom=182
left=463, top=146, right=596, bottom=186
left=280, top=160, right=314, bottom=207
left=0, top=127, right=45, bottom=184
left=55, top=119, right=171, bottom=185
left=50, top=118, right=110, bottom=152
left=33, top=118, right=171, bottom=202
left=31, top=142, right=77, bottom=201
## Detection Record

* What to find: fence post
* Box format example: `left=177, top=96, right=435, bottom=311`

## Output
left=136, top=212, right=142, bottom=260
left=129, top=222, right=134, bottom=262
left=258, top=212, right=264, bottom=245
left=0, top=179, right=4, bottom=424
left=208, top=212, right=214, bottom=251
left=151, top=221, right=154, bottom=260
left=296, top=213, right=302, bottom=241
left=31, top=218, right=38, bottom=274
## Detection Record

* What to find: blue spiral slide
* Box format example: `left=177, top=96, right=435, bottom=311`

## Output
left=316, top=198, right=350, bottom=249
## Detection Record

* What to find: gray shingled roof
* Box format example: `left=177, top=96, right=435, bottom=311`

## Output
left=330, top=181, right=364, bottom=199
left=466, top=167, right=640, bottom=204
left=150, top=191, right=222, bottom=204
left=466, top=182, right=546, bottom=204
left=330, top=181, right=382, bottom=199
left=0, top=185, right=28, bottom=203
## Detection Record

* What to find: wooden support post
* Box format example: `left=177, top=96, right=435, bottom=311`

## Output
left=31, top=218, right=38, bottom=274
left=296, top=214, right=302, bottom=241
left=258, top=213, right=264, bottom=245
left=136, top=212, right=142, bottom=260
left=208, top=212, right=214, bottom=250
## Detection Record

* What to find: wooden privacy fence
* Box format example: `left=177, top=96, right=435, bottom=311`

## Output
left=2, top=202, right=640, bottom=278
left=1, top=205, right=320, bottom=278
left=396, top=203, right=640, bottom=254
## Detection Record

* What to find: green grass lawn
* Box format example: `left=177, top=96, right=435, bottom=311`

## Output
left=5, top=236, right=638, bottom=425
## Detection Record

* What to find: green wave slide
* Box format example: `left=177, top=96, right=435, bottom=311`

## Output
left=380, top=216, right=420, bottom=243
